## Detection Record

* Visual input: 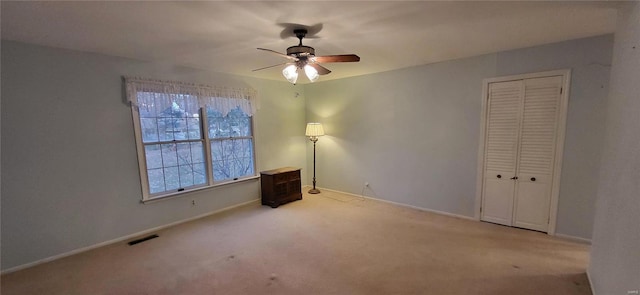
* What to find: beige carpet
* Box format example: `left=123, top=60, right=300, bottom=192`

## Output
left=1, top=190, right=592, bottom=295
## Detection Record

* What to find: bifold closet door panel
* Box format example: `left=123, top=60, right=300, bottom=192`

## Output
left=482, top=180, right=515, bottom=225
left=513, top=76, right=563, bottom=232
left=481, top=80, right=522, bottom=226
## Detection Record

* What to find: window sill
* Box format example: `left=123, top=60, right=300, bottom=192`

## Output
left=140, top=175, right=261, bottom=204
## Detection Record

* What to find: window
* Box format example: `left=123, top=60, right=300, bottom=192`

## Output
left=207, top=107, right=255, bottom=182
left=126, top=78, right=257, bottom=201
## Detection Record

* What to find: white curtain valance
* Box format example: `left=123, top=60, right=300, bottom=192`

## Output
left=124, top=77, right=257, bottom=116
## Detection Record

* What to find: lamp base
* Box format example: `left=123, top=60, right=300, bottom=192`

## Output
left=308, top=188, right=321, bottom=194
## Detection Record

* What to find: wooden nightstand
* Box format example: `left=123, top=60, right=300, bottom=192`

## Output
left=260, top=167, right=302, bottom=208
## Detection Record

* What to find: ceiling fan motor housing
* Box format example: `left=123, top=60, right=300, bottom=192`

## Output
left=287, top=45, right=315, bottom=57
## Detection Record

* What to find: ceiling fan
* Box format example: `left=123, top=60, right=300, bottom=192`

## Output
left=253, top=29, right=360, bottom=84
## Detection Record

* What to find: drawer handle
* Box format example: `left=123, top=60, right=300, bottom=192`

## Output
left=510, top=176, right=518, bottom=180
left=531, top=177, right=536, bottom=181
left=497, top=174, right=502, bottom=179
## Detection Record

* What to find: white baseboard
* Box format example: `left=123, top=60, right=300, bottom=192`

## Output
left=555, top=233, right=592, bottom=244
left=313, top=186, right=598, bottom=244
left=587, top=268, right=596, bottom=295
left=314, top=186, right=476, bottom=221
left=1, top=199, right=260, bottom=275
left=311, top=186, right=597, bottom=245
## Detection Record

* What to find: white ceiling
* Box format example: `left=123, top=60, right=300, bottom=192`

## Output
left=1, top=1, right=620, bottom=83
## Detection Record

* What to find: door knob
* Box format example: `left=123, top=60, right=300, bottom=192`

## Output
left=531, top=177, right=536, bottom=181
left=510, top=176, right=518, bottom=180
left=497, top=174, right=502, bottom=178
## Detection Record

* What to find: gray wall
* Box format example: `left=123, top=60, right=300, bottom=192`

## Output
left=589, top=3, right=640, bottom=294
left=1, top=34, right=618, bottom=272
left=305, top=55, right=496, bottom=217
left=304, top=35, right=613, bottom=240
left=1, top=41, right=307, bottom=270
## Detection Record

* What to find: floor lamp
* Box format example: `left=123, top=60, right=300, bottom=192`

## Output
left=305, top=123, right=324, bottom=194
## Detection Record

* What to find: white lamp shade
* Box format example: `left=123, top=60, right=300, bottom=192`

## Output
left=305, top=123, right=325, bottom=137
left=282, top=64, right=298, bottom=84
left=304, top=64, right=320, bottom=82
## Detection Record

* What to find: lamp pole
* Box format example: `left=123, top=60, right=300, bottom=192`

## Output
left=309, top=136, right=320, bottom=194
left=305, top=122, right=324, bottom=194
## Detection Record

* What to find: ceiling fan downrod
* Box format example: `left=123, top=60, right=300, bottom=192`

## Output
left=294, top=29, right=307, bottom=46
left=287, top=29, right=315, bottom=57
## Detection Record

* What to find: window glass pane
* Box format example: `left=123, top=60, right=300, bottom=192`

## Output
left=161, top=143, right=178, bottom=167
left=237, top=139, right=255, bottom=176
left=210, top=140, right=222, bottom=159
left=183, top=94, right=200, bottom=115
left=191, top=142, right=204, bottom=164
left=163, top=116, right=185, bottom=141
left=237, top=118, right=251, bottom=137
left=137, top=92, right=201, bottom=143
left=194, top=162, right=207, bottom=185
left=157, top=117, right=174, bottom=142
left=147, top=141, right=206, bottom=194
left=155, top=93, right=172, bottom=118
left=176, top=143, right=193, bottom=166
left=173, top=122, right=188, bottom=141
left=144, top=144, right=163, bottom=170
left=241, top=138, right=254, bottom=159
left=143, top=140, right=206, bottom=195
left=210, top=141, right=226, bottom=179
left=211, top=138, right=254, bottom=181
left=212, top=160, right=227, bottom=181
left=207, top=106, right=250, bottom=139
left=208, top=115, right=225, bottom=138
left=140, top=118, right=159, bottom=143
left=147, top=168, right=165, bottom=194
left=187, top=118, right=201, bottom=140
left=179, top=165, right=194, bottom=188
left=164, top=166, right=180, bottom=191
left=138, top=93, right=158, bottom=118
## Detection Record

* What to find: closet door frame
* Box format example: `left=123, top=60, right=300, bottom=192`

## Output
left=474, top=69, right=571, bottom=235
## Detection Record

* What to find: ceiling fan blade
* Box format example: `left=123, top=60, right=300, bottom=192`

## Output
left=252, top=62, right=291, bottom=72
left=313, top=54, right=360, bottom=63
left=308, top=63, right=331, bottom=75
left=257, top=48, right=298, bottom=60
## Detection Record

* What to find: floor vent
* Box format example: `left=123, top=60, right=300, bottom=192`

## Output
left=127, top=234, right=159, bottom=246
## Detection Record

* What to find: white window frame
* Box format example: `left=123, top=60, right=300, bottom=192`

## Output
left=202, top=106, right=257, bottom=185
left=127, top=78, right=258, bottom=202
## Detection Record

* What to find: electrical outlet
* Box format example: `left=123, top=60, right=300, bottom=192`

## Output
left=191, top=200, right=196, bottom=206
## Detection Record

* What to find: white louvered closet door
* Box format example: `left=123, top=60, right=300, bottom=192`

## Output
left=481, top=80, right=522, bottom=226
left=513, top=76, right=563, bottom=232
left=481, top=75, right=565, bottom=233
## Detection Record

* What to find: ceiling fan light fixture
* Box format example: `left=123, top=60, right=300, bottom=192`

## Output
left=304, top=64, right=320, bottom=82
left=255, top=28, right=359, bottom=83
left=282, top=64, right=298, bottom=84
